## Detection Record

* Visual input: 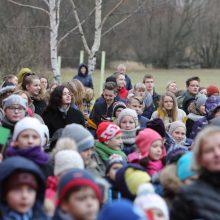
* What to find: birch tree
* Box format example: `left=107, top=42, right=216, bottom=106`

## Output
left=8, top=0, right=61, bottom=82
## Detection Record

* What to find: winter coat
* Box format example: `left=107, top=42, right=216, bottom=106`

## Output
left=171, top=170, right=220, bottom=220
left=138, top=114, right=149, bottom=128
left=177, top=91, right=196, bottom=114
left=118, top=86, right=128, bottom=100
left=190, top=95, right=220, bottom=139
left=73, top=64, right=93, bottom=89
left=32, top=97, right=47, bottom=116
left=152, top=90, right=160, bottom=110
left=0, top=156, right=49, bottom=220
left=42, top=106, right=85, bottom=137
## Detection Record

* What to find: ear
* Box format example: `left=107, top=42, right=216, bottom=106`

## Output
left=26, top=84, right=30, bottom=91
left=10, top=141, right=17, bottom=147
left=60, top=201, right=69, bottom=213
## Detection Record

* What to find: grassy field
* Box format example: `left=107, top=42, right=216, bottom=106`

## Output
left=61, top=68, right=220, bottom=97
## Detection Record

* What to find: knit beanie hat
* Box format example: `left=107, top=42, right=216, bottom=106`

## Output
left=98, top=199, right=146, bottom=220
left=136, top=128, right=166, bottom=159
left=57, top=168, right=102, bottom=206
left=12, top=117, right=44, bottom=146
left=207, top=85, right=219, bottom=97
left=105, top=154, right=126, bottom=175
left=0, top=85, right=16, bottom=96
left=134, top=183, right=169, bottom=220
left=168, top=121, right=186, bottom=135
left=195, top=95, right=207, bottom=109
left=2, top=94, right=27, bottom=110
left=146, top=118, right=166, bottom=138
left=62, top=123, right=94, bottom=152
left=17, top=67, right=32, bottom=84
left=177, top=151, right=196, bottom=181
left=112, top=101, right=127, bottom=117
left=166, top=145, right=188, bottom=164
left=115, top=164, right=151, bottom=200
left=54, top=150, right=84, bottom=176
left=96, top=122, right=121, bottom=143
left=117, top=108, right=139, bottom=128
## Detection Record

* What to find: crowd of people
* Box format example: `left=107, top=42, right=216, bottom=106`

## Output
left=0, top=63, right=220, bottom=220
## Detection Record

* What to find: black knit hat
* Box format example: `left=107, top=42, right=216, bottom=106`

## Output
left=146, top=118, right=166, bottom=138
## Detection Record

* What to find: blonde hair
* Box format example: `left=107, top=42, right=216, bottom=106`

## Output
left=192, top=126, right=220, bottom=173
left=134, top=83, right=146, bottom=91
left=85, top=87, right=94, bottom=102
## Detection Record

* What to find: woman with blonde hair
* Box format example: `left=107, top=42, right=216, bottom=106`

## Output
left=171, top=126, right=220, bottom=220
left=151, top=92, right=186, bottom=129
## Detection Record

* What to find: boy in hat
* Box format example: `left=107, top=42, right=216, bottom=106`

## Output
left=0, top=156, right=48, bottom=220
left=54, top=168, right=102, bottom=220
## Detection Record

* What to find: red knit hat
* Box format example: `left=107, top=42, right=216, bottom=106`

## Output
left=135, top=128, right=166, bottom=159
left=96, top=122, right=121, bottom=142
left=207, top=85, right=219, bottom=97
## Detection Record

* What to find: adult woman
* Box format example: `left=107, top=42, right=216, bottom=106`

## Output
left=22, top=75, right=47, bottom=116
left=171, top=126, right=220, bottom=220
left=151, top=92, right=186, bottom=129
left=42, top=85, right=85, bottom=137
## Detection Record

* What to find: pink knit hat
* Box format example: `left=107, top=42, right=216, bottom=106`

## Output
left=135, top=128, right=166, bottom=159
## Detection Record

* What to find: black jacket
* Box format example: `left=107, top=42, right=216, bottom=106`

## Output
left=42, top=107, right=85, bottom=137
left=171, top=170, right=220, bottom=220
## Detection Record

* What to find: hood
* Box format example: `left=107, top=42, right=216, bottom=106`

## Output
left=78, top=64, right=88, bottom=77
left=205, top=95, right=220, bottom=119
left=0, top=156, right=46, bottom=202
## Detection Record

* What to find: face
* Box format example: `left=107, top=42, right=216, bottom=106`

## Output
left=199, top=132, right=220, bottom=172
left=61, top=187, right=99, bottom=220
left=80, top=67, right=87, bottom=74
left=80, top=148, right=93, bottom=166
left=9, top=76, right=18, bottom=86
left=171, top=127, right=186, bottom=143
left=26, top=79, right=41, bottom=96
left=163, top=96, right=174, bottom=110
left=134, top=88, right=146, bottom=97
left=151, top=209, right=165, bottom=220
left=40, top=78, right=48, bottom=90
left=199, top=105, right=206, bottom=115
left=115, top=107, right=124, bottom=118
left=62, top=88, right=71, bottom=105
left=199, top=88, right=207, bottom=96
left=15, top=129, right=41, bottom=148
left=116, top=74, right=126, bottom=88
left=107, top=163, right=123, bottom=181
left=128, top=99, right=143, bottom=114
left=117, top=67, right=126, bottom=75
left=187, top=80, right=199, bottom=95
left=6, top=185, right=36, bottom=214
left=103, top=89, right=116, bottom=106
left=5, top=105, right=25, bottom=122
left=149, top=140, right=163, bottom=161
left=120, top=115, right=136, bottom=130
left=144, top=78, right=154, bottom=92
left=167, top=83, right=177, bottom=93
left=105, top=133, right=123, bottom=150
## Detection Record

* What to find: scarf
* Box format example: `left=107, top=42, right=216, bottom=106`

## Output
left=146, top=160, right=164, bottom=176
left=1, top=116, right=16, bottom=130
left=121, top=128, right=138, bottom=145
left=95, top=142, right=127, bottom=162
left=6, top=146, right=49, bottom=165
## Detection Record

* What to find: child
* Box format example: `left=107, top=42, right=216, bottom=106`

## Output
left=54, top=168, right=102, bottom=220
left=134, top=183, right=169, bottom=220
left=105, top=154, right=125, bottom=201
left=6, top=117, right=51, bottom=177
left=112, top=101, right=127, bottom=122
left=130, top=128, right=166, bottom=177
left=0, top=156, right=49, bottom=219
left=95, top=122, right=127, bottom=169
left=116, top=108, right=139, bottom=155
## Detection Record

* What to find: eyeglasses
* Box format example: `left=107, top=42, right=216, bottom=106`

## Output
left=7, top=106, right=24, bottom=112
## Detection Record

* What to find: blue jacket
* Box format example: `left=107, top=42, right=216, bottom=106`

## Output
left=73, top=64, right=93, bottom=88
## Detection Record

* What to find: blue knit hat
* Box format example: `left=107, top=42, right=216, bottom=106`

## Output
left=177, top=151, right=196, bottom=181
left=57, top=168, right=102, bottom=206
left=62, top=123, right=94, bottom=152
left=98, top=199, right=147, bottom=220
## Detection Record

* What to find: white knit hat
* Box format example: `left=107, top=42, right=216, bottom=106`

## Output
left=117, top=108, right=139, bottom=128
left=54, top=150, right=84, bottom=176
left=168, top=121, right=186, bottom=135
left=12, top=117, right=44, bottom=146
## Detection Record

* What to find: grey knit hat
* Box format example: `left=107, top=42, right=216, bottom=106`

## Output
left=61, top=123, right=94, bottom=152
left=2, top=94, right=27, bottom=110
left=196, top=95, right=207, bottom=109
left=117, top=108, right=139, bottom=128
left=168, top=121, right=186, bottom=135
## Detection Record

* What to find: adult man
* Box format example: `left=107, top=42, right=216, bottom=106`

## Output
left=177, top=76, right=200, bottom=114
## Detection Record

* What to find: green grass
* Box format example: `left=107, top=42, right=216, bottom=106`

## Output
left=61, top=68, right=220, bottom=97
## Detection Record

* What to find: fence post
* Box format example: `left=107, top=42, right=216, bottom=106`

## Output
left=99, top=51, right=106, bottom=95
left=80, top=50, right=84, bottom=64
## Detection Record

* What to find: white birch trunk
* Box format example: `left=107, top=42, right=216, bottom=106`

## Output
left=49, top=0, right=60, bottom=82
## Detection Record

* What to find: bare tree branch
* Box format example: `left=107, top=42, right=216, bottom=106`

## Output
left=102, top=0, right=147, bottom=37
left=42, top=0, right=49, bottom=7
left=6, top=25, right=50, bottom=30
left=58, top=6, right=96, bottom=46
left=7, top=0, right=50, bottom=16
left=101, top=0, right=124, bottom=27
left=69, top=0, right=91, bottom=54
